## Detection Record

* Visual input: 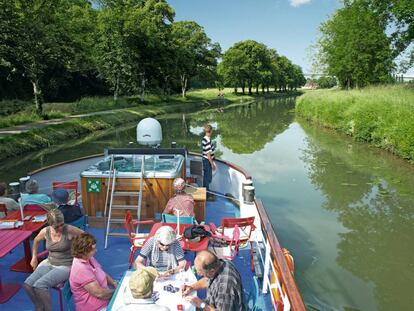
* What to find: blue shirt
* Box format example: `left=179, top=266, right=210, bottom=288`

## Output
left=21, top=193, right=51, bottom=206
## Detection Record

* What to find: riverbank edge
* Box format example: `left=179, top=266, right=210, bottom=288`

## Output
left=0, top=91, right=301, bottom=162
left=295, top=86, right=414, bottom=163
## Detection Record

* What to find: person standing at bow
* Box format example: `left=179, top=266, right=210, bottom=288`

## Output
left=202, top=124, right=216, bottom=200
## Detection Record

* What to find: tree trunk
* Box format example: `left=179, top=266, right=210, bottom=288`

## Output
left=266, top=86, right=269, bottom=93
left=32, top=79, right=43, bottom=115
left=242, top=86, right=245, bottom=94
left=140, top=73, right=146, bottom=103
left=181, top=74, right=188, bottom=98
left=113, top=75, right=119, bottom=101
left=234, top=87, right=237, bottom=94
left=262, top=86, right=265, bottom=93
left=255, top=86, right=259, bottom=94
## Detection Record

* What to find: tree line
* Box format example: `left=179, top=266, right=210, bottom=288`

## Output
left=316, top=0, right=413, bottom=89
left=0, top=0, right=221, bottom=114
left=0, top=0, right=305, bottom=115
left=218, top=40, right=306, bottom=94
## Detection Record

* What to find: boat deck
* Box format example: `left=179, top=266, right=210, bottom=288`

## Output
left=1, top=195, right=271, bottom=310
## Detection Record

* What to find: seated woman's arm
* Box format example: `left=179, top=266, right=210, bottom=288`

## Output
left=84, top=281, right=114, bottom=300
left=134, top=255, right=147, bottom=270
left=106, top=274, right=117, bottom=288
left=30, top=228, right=46, bottom=270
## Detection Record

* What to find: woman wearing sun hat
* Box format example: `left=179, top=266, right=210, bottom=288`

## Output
left=118, top=267, right=170, bottom=310
left=134, top=226, right=186, bottom=276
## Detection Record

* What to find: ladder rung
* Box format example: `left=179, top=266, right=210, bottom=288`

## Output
left=113, top=191, right=141, bottom=196
left=107, top=232, right=128, bottom=237
left=109, top=218, right=125, bottom=223
left=112, top=204, right=138, bottom=209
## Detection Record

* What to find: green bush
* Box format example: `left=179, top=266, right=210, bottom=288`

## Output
left=296, top=85, right=414, bottom=162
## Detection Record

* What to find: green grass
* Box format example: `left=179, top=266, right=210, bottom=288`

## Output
left=2, top=88, right=300, bottom=128
left=296, top=84, right=414, bottom=162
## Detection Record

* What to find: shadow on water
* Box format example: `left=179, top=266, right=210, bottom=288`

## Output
left=298, top=119, right=414, bottom=311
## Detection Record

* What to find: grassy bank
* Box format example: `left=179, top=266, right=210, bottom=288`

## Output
left=296, top=85, right=414, bottom=162
left=0, top=89, right=300, bottom=161
left=1, top=88, right=298, bottom=128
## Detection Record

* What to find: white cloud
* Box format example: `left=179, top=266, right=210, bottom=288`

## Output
left=289, top=0, right=312, bottom=7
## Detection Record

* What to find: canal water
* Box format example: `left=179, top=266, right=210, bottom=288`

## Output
left=1, top=98, right=413, bottom=311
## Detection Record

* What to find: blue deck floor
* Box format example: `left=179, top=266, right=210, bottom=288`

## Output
left=1, top=196, right=270, bottom=310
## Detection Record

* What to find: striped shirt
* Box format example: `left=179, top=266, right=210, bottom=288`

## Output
left=139, top=237, right=185, bottom=271
left=202, top=136, right=215, bottom=160
left=206, top=260, right=246, bottom=311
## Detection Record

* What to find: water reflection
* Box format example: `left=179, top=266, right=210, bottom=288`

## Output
left=299, top=120, right=414, bottom=311
left=190, top=98, right=295, bottom=154
left=0, top=98, right=413, bottom=311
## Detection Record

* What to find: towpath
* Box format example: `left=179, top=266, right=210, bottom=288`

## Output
left=0, top=109, right=124, bottom=136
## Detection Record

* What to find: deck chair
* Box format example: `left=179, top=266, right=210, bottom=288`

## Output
left=124, top=211, right=156, bottom=268
left=54, top=280, right=73, bottom=311
left=52, top=181, right=79, bottom=204
left=209, top=224, right=240, bottom=261
left=210, top=216, right=256, bottom=270
left=161, top=213, right=195, bottom=224
left=0, top=203, right=7, bottom=217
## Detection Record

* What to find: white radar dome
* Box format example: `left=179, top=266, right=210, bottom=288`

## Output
left=136, top=118, right=162, bottom=146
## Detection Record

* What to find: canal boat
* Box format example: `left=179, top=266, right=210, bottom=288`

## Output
left=1, top=118, right=305, bottom=311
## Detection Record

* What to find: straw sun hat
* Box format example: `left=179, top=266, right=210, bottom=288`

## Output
left=129, top=266, right=158, bottom=299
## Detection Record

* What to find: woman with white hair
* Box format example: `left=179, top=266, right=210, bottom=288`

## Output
left=134, top=226, right=186, bottom=276
left=163, top=178, right=195, bottom=217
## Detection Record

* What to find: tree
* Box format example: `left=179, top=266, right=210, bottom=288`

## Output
left=318, top=2, right=394, bottom=88
left=171, top=21, right=220, bottom=98
left=317, top=76, right=337, bottom=88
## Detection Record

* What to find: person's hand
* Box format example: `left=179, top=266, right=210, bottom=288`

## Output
left=182, top=284, right=194, bottom=297
left=212, top=161, right=217, bottom=171
left=157, top=270, right=173, bottom=279
left=30, top=257, right=38, bottom=270
left=184, top=296, right=202, bottom=307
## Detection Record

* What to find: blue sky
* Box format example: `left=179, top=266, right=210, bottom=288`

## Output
left=168, top=0, right=342, bottom=74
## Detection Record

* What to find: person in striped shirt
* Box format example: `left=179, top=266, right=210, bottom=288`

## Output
left=202, top=124, right=216, bottom=195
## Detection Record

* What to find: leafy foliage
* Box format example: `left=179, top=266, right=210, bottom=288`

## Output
left=318, top=2, right=394, bottom=88
left=218, top=40, right=306, bottom=94
left=296, top=85, right=414, bottom=161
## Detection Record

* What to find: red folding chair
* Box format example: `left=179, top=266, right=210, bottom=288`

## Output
left=0, top=203, right=7, bottom=217
left=209, top=224, right=240, bottom=261
left=52, top=181, right=79, bottom=204
left=124, top=211, right=156, bottom=268
left=210, top=216, right=256, bottom=270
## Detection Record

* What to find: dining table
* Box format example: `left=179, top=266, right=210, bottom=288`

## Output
left=146, top=222, right=210, bottom=252
left=3, top=210, right=48, bottom=272
left=107, top=269, right=197, bottom=311
left=0, top=229, right=33, bottom=303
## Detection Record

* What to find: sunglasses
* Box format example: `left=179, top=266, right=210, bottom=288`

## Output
left=158, top=241, right=171, bottom=248
left=53, top=223, right=64, bottom=230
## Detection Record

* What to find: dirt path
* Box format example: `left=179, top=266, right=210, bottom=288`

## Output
left=0, top=109, right=124, bottom=136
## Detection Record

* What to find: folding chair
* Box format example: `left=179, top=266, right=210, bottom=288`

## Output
left=210, top=216, right=256, bottom=270
left=52, top=181, right=79, bottom=204
left=124, top=211, right=156, bottom=268
left=0, top=203, right=7, bottom=217
left=161, top=213, right=195, bottom=224
left=209, top=225, right=240, bottom=261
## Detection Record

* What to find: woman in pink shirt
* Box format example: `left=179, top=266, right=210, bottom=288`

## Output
left=69, top=233, right=117, bottom=311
